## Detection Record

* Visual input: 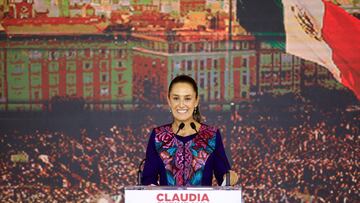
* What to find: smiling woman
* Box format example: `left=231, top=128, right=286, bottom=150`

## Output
left=141, top=75, right=238, bottom=187
left=167, top=75, right=200, bottom=136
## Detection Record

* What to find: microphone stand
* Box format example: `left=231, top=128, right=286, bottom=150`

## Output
left=137, top=158, right=146, bottom=186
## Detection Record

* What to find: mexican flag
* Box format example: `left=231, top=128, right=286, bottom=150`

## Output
left=237, top=0, right=360, bottom=99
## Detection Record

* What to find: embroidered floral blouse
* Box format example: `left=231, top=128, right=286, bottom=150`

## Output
left=141, top=123, right=231, bottom=186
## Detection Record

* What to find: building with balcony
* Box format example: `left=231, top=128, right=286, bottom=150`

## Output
left=131, top=28, right=257, bottom=104
left=2, top=39, right=132, bottom=111
left=256, top=41, right=302, bottom=95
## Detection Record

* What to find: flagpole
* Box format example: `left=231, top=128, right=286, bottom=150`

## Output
left=225, top=0, right=233, bottom=148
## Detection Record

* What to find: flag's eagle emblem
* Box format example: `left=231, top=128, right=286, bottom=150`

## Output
left=291, top=4, right=323, bottom=42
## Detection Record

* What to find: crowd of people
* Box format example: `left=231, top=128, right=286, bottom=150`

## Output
left=0, top=103, right=358, bottom=202
left=229, top=106, right=359, bottom=202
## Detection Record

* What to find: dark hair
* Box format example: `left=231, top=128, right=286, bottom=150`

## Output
left=168, top=75, right=201, bottom=123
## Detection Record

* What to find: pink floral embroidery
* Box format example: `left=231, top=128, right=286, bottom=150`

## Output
left=154, top=124, right=216, bottom=185
left=155, top=125, right=174, bottom=148
left=192, top=150, right=208, bottom=171
left=160, top=151, right=173, bottom=171
left=193, top=125, right=217, bottom=150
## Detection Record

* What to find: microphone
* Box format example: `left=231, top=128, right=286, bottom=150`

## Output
left=137, top=123, right=185, bottom=185
left=175, top=122, right=185, bottom=135
left=190, top=122, right=231, bottom=186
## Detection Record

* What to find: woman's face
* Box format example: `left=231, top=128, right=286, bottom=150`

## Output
left=167, top=82, right=199, bottom=123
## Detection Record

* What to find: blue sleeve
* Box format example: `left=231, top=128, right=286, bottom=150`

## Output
left=141, top=129, right=161, bottom=185
left=213, top=130, right=231, bottom=185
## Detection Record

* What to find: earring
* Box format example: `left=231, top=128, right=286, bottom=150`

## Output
left=193, top=106, right=198, bottom=114
left=169, top=109, right=172, bottom=113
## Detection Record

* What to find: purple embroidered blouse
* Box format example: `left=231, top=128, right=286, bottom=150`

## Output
left=141, top=123, right=231, bottom=186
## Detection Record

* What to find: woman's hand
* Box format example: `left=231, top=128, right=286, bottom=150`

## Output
left=223, top=170, right=239, bottom=186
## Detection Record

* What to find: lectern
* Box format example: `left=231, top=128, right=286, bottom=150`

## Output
left=125, top=186, right=242, bottom=203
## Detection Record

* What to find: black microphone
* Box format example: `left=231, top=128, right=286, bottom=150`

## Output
left=138, top=123, right=185, bottom=185
left=190, top=122, right=231, bottom=186
left=175, top=122, right=185, bottom=135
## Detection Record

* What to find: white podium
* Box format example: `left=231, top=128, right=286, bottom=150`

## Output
left=125, top=186, right=242, bottom=203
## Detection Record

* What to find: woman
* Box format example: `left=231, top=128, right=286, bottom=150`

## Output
left=141, top=75, right=238, bottom=186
